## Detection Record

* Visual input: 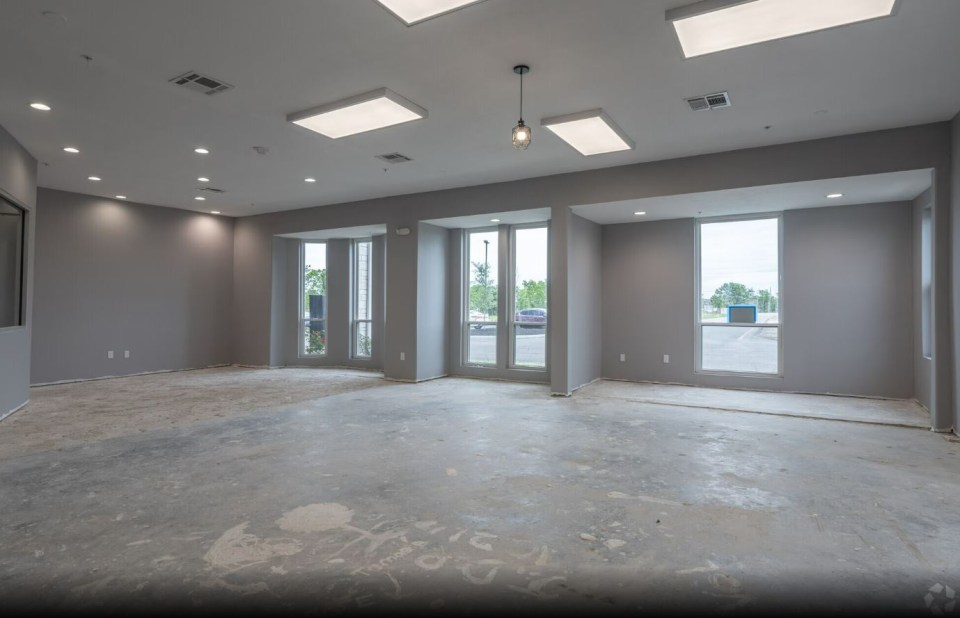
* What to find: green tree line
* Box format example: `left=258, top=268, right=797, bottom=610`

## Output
left=709, top=282, right=778, bottom=313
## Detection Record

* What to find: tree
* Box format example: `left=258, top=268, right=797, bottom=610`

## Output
left=515, top=280, right=547, bottom=311
left=755, top=289, right=778, bottom=313
left=710, top=282, right=754, bottom=311
left=304, top=267, right=327, bottom=297
left=470, top=260, right=497, bottom=318
left=304, top=267, right=327, bottom=355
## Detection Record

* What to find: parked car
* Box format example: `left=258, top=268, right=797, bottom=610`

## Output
left=515, top=308, right=547, bottom=327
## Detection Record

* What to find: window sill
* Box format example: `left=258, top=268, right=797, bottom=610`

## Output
left=695, top=369, right=783, bottom=379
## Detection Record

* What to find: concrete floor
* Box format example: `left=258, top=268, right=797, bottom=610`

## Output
left=1, top=368, right=958, bottom=615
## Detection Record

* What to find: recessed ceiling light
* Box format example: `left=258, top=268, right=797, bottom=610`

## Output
left=667, top=0, right=898, bottom=59
left=88, top=176, right=102, bottom=182
left=63, top=147, right=79, bottom=154
left=115, top=195, right=127, bottom=200
left=491, top=218, right=501, bottom=223
left=305, top=177, right=317, bottom=183
left=194, top=147, right=210, bottom=155
left=211, top=211, right=221, bottom=215
left=826, top=193, right=844, bottom=199
left=375, top=0, right=486, bottom=25
left=197, top=177, right=210, bottom=183
left=541, top=109, right=634, bottom=156
left=30, top=102, right=51, bottom=111
left=634, top=211, right=647, bottom=216
left=194, top=196, right=206, bottom=201
left=288, top=88, right=427, bottom=139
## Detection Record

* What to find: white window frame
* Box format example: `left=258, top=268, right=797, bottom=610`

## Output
left=462, top=227, right=500, bottom=367
left=300, top=240, right=327, bottom=358
left=694, top=213, right=783, bottom=377
left=351, top=238, right=373, bottom=359
left=509, top=223, right=549, bottom=370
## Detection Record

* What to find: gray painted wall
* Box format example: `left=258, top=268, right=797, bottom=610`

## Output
left=0, top=123, right=36, bottom=418
left=602, top=202, right=915, bottom=399
left=567, top=213, right=602, bottom=393
left=416, top=223, right=448, bottom=381
left=233, top=124, right=952, bottom=417
left=953, top=111, right=960, bottom=433
left=914, top=188, right=934, bottom=411
left=383, top=226, right=419, bottom=381
left=31, top=189, right=235, bottom=384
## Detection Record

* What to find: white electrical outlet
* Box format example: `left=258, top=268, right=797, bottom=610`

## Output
left=619, top=353, right=626, bottom=362
left=400, top=352, right=405, bottom=361
left=663, top=354, right=670, bottom=364
left=107, top=350, right=114, bottom=359
left=124, top=350, right=130, bottom=359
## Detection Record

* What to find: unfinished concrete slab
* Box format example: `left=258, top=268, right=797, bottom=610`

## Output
left=1, top=373, right=957, bottom=614
left=583, top=380, right=931, bottom=428
left=2, top=367, right=390, bottom=460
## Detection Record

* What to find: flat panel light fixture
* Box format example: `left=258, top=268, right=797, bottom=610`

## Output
left=541, top=109, right=634, bottom=156
left=288, top=88, right=427, bottom=139
left=376, top=0, right=486, bottom=26
left=667, top=0, right=899, bottom=58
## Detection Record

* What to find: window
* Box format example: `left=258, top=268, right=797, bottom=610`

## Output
left=353, top=239, right=373, bottom=359
left=301, top=241, right=327, bottom=356
left=511, top=226, right=548, bottom=368
left=465, top=229, right=498, bottom=365
left=0, top=198, right=25, bottom=329
left=697, top=216, right=781, bottom=375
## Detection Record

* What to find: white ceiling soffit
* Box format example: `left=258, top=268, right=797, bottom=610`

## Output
left=278, top=224, right=388, bottom=240
left=424, top=207, right=552, bottom=229
left=0, top=1, right=957, bottom=217
left=571, top=169, right=932, bottom=225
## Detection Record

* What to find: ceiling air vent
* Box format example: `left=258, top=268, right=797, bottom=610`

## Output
left=197, top=186, right=226, bottom=194
left=686, top=91, right=731, bottom=111
left=376, top=152, right=413, bottom=164
left=169, top=71, right=234, bottom=96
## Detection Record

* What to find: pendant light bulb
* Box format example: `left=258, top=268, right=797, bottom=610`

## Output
left=511, top=65, right=532, bottom=150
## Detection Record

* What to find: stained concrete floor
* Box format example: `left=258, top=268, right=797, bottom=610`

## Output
left=1, top=368, right=959, bottom=615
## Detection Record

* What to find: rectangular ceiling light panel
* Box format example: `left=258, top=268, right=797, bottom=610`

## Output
left=376, top=0, right=487, bottom=25
left=667, top=0, right=898, bottom=58
left=288, top=88, right=427, bottom=139
left=541, top=110, right=634, bottom=157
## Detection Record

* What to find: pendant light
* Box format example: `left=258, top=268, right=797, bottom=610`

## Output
left=511, top=65, right=531, bottom=150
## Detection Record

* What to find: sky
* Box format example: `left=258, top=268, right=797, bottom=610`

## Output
left=304, top=242, right=327, bottom=271
left=700, top=218, right=779, bottom=299
left=468, top=226, right=548, bottom=285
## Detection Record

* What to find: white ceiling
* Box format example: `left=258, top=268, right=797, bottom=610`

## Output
left=0, top=1, right=958, bottom=217
left=572, top=169, right=933, bottom=224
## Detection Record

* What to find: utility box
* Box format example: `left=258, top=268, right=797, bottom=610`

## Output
left=728, top=304, right=757, bottom=324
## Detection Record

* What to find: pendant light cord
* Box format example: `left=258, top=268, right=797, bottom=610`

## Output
left=519, top=70, right=524, bottom=123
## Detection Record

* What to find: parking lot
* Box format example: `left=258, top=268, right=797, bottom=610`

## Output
left=467, top=325, right=546, bottom=367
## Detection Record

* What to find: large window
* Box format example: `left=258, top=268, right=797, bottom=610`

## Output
left=465, top=229, right=498, bottom=365
left=352, top=239, right=373, bottom=359
left=463, top=224, right=548, bottom=371
left=511, top=226, right=548, bottom=368
left=0, top=198, right=25, bottom=329
left=301, top=242, right=327, bottom=356
left=697, top=216, right=781, bottom=375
